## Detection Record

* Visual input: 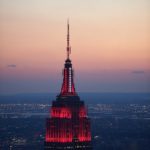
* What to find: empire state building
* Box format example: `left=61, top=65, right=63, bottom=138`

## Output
left=44, top=21, right=92, bottom=150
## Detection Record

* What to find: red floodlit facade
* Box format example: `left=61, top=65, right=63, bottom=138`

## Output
left=44, top=22, right=92, bottom=150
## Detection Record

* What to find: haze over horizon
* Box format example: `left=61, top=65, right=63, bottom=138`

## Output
left=0, top=0, right=150, bottom=94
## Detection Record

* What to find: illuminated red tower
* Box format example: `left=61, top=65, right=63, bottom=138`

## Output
left=44, top=21, right=92, bottom=150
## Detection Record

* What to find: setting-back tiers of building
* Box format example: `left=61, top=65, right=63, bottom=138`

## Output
left=44, top=21, right=92, bottom=150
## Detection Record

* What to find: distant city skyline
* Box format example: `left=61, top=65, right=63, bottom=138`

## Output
left=0, top=0, right=150, bottom=94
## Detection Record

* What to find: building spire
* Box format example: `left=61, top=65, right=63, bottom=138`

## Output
left=67, top=19, right=71, bottom=59
left=60, top=20, right=76, bottom=96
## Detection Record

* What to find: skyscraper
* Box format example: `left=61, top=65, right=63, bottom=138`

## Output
left=44, top=21, right=92, bottom=150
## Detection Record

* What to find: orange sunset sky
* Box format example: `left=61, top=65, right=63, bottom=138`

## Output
left=0, top=0, right=150, bottom=94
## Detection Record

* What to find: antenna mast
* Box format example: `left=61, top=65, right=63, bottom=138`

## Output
left=67, top=20, right=71, bottom=59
